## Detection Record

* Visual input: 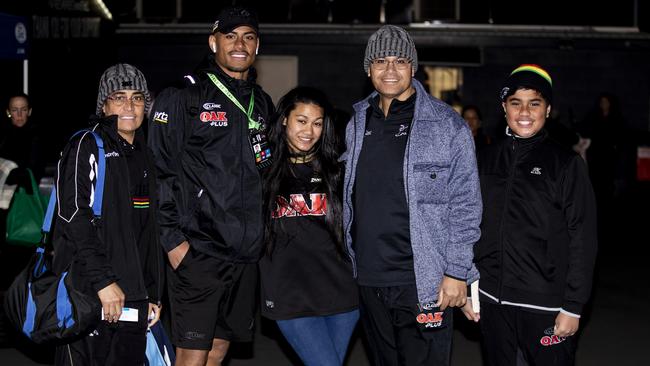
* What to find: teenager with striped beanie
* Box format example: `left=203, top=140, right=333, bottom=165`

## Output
left=467, top=64, right=598, bottom=365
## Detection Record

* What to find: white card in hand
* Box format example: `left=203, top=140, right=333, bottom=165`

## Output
left=470, top=281, right=480, bottom=313
left=101, top=307, right=139, bottom=322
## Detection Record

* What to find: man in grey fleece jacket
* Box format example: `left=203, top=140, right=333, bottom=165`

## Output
left=342, top=25, right=482, bottom=365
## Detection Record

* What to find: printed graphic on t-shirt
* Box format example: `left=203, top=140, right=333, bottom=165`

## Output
left=273, top=193, right=327, bottom=218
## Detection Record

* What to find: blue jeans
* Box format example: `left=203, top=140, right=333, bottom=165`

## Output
left=276, top=309, right=360, bottom=366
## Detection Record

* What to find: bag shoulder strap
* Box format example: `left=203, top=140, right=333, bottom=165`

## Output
left=41, top=129, right=106, bottom=235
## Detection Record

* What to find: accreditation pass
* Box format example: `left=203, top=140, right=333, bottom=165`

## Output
left=101, top=307, right=138, bottom=322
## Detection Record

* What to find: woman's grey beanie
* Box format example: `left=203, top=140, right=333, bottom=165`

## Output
left=96, top=63, right=151, bottom=115
left=364, top=25, right=418, bottom=73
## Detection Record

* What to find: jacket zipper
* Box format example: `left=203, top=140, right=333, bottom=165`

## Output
left=497, top=137, right=518, bottom=302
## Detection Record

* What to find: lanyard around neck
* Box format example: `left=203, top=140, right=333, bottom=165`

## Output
left=207, top=73, right=260, bottom=130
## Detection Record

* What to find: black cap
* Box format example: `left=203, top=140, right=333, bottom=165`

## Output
left=211, top=6, right=259, bottom=35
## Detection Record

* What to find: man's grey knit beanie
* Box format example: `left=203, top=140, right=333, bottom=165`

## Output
left=96, top=63, right=151, bottom=115
left=364, top=25, right=418, bottom=73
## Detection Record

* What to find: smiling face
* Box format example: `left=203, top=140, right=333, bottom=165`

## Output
left=369, top=56, right=415, bottom=105
left=102, top=90, right=145, bottom=143
left=283, top=102, right=324, bottom=156
left=210, top=25, right=258, bottom=80
left=502, top=88, right=551, bottom=139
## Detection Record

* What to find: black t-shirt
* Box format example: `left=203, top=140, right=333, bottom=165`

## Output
left=353, top=93, right=416, bottom=286
left=259, top=162, right=358, bottom=320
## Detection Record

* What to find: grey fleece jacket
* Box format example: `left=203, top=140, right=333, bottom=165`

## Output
left=342, top=79, right=481, bottom=306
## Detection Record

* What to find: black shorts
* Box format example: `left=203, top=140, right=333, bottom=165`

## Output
left=167, top=246, right=258, bottom=350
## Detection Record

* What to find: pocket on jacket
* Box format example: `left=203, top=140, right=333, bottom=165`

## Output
left=412, top=162, right=450, bottom=204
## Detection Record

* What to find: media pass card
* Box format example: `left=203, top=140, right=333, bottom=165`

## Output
left=101, top=307, right=138, bottom=322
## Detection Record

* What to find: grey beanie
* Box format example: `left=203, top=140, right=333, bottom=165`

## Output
left=364, top=25, right=418, bottom=73
left=96, top=63, right=151, bottom=115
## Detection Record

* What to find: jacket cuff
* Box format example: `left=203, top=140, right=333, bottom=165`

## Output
left=92, top=273, right=118, bottom=294
left=161, top=230, right=187, bottom=253
left=561, top=301, right=583, bottom=317
left=444, top=264, right=468, bottom=281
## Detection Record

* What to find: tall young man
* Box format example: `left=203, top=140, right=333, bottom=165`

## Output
left=148, top=6, right=274, bottom=366
left=342, top=25, right=482, bottom=365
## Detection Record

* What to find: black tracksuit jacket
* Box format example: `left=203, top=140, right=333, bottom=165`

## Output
left=148, top=63, right=274, bottom=262
left=52, top=116, right=163, bottom=304
left=474, top=129, right=597, bottom=316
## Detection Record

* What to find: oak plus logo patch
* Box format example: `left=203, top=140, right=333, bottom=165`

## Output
left=540, top=327, right=566, bottom=347
left=200, top=111, right=228, bottom=127
left=416, top=311, right=444, bottom=328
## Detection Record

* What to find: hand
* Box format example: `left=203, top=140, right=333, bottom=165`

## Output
left=461, top=300, right=480, bottom=322
left=168, top=241, right=190, bottom=270
left=97, top=282, right=125, bottom=323
left=148, top=303, right=162, bottom=328
left=436, top=276, right=467, bottom=310
left=554, top=312, right=579, bottom=337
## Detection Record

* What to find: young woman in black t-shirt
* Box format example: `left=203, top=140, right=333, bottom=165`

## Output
left=259, top=87, right=359, bottom=365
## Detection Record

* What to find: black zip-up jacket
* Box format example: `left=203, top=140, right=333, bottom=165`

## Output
left=148, top=63, right=274, bottom=262
left=474, top=129, right=597, bottom=316
left=52, top=116, right=163, bottom=304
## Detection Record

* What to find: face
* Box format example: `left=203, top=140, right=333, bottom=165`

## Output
left=283, top=102, right=324, bottom=154
left=209, top=26, right=258, bottom=79
left=502, top=88, right=550, bottom=139
left=599, top=96, right=611, bottom=116
left=369, top=56, right=414, bottom=101
left=462, top=109, right=481, bottom=136
left=102, top=90, right=145, bottom=139
left=7, top=96, right=31, bottom=127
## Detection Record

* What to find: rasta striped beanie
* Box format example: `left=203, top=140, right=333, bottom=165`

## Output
left=364, top=25, right=418, bottom=73
left=96, top=63, right=151, bottom=115
left=500, top=64, right=553, bottom=104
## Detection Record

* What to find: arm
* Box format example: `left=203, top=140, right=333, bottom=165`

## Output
left=444, top=120, right=482, bottom=282
left=57, top=133, right=123, bottom=321
left=148, top=88, right=190, bottom=255
left=560, top=155, right=598, bottom=318
left=437, top=120, right=482, bottom=309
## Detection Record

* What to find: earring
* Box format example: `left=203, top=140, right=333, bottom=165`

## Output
left=6, top=113, right=10, bottom=118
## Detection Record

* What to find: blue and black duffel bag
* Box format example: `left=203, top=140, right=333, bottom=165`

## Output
left=3, top=129, right=105, bottom=344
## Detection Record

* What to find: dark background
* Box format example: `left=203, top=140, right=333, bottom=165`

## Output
left=1, top=0, right=649, bottom=174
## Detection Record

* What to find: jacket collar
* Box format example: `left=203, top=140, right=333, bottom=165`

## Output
left=353, top=79, right=434, bottom=121
left=507, top=127, right=548, bottom=151
left=89, top=114, right=145, bottom=147
left=201, top=57, right=258, bottom=91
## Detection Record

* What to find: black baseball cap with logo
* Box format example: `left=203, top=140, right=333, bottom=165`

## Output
left=211, top=6, right=259, bottom=35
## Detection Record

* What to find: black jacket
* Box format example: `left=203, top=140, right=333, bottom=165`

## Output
left=52, top=116, right=163, bottom=304
left=474, top=129, right=597, bottom=316
left=148, top=63, right=274, bottom=262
